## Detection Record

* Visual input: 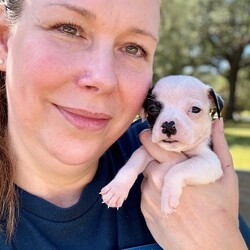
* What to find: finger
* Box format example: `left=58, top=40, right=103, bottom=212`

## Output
left=139, top=129, right=152, bottom=145
left=139, top=129, right=165, bottom=160
left=212, top=119, right=234, bottom=171
left=139, top=129, right=177, bottom=163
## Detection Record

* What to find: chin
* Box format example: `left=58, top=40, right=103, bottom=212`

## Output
left=158, top=141, right=188, bottom=153
left=46, top=141, right=100, bottom=167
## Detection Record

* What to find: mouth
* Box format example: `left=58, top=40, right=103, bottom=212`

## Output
left=54, top=104, right=111, bottom=131
left=162, top=139, right=178, bottom=144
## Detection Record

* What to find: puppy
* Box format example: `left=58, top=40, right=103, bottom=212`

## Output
left=100, top=75, right=224, bottom=214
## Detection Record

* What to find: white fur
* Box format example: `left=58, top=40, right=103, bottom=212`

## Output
left=100, top=75, right=223, bottom=214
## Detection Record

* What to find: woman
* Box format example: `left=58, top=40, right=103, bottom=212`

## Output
left=0, top=0, right=248, bottom=249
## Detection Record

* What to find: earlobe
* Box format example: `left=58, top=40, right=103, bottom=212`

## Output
left=0, top=6, right=10, bottom=72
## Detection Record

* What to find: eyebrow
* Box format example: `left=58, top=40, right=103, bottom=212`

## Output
left=45, top=3, right=96, bottom=21
left=45, top=3, right=158, bottom=42
left=129, top=27, right=159, bottom=43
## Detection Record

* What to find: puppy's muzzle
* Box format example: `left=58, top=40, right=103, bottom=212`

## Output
left=161, top=121, right=177, bottom=137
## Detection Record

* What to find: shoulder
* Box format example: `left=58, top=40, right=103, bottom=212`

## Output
left=115, top=119, right=149, bottom=158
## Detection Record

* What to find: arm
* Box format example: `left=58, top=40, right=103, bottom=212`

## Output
left=140, top=119, right=248, bottom=250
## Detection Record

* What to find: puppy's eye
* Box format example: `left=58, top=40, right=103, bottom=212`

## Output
left=190, top=106, right=201, bottom=113
left=147, top=102, right=162, bottom=115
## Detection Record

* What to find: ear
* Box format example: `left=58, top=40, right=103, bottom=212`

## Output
left=208, top=88, right=224, bottom=119
left=0, top=6, right=10, bottom=72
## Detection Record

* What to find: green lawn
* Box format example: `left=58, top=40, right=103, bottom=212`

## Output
left=224, top=121, right=250, bottom=171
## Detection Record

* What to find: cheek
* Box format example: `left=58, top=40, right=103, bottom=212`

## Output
left=119, top=69, right=152, bottom=113
left=25, top=46, right=67, bottom=90
left=6, top=37, right=66, bottom=127
left=8, top=37, right=65, bottom=95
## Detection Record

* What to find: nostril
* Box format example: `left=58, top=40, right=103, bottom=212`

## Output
left=161, top=121, right=177, bottom=136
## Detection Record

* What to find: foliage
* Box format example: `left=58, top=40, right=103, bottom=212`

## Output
left=155, top=0, right=250, bottom=119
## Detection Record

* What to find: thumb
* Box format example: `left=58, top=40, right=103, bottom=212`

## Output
left=212, top=119, right=239, bottom=217
left=212, top=119, right=234, bottom=171
left=139, top=129, right=171, bottom=162
left=139, top=129, right=169, bottom=162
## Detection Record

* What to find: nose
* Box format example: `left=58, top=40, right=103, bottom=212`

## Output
left=161, top=121, right=177, bottom=137
left=76, top=42, right=118, bottom=93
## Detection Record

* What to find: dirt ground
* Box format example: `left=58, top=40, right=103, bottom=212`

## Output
left=237, top=170, right=250, bottom=225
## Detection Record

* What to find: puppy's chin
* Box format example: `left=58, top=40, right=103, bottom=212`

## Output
left=156, top=140, right=192, bottom=153
left=152, top=131, right=196, bottom=152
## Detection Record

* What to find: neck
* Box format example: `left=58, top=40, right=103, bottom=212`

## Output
left=15, top=160, right=99, bottom=208
left=8, top=126, right=100, bottom=208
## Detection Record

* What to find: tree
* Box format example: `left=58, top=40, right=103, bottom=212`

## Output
left=154, top=0, right=201, bottom=80
left=155, top=0, right=250, bottom=120
left=197, top=0, right=250, bottom=120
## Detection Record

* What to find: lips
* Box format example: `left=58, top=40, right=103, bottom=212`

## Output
left=55, top=105, right=111, bottom=131
left=162, top=139, right=178, bottom=144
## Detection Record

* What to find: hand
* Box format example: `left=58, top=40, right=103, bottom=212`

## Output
left=140, top=119, right=247, bottom=249
left=139, top=129, right=185, bottom=164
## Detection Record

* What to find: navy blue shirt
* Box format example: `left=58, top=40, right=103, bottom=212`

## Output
left=0, top=120, right=249, bottom=249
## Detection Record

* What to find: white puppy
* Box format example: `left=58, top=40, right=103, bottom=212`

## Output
left=100, top=75, right=224, bottom=214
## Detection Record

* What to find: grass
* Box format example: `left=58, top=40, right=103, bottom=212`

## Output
left=224, top=121, right=250, bottom=171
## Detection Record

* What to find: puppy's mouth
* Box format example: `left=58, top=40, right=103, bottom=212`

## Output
left=162, top=139, right=178, bottom=144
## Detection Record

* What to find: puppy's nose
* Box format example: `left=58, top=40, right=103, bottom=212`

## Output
left=161, top=121, right=177, bottom=137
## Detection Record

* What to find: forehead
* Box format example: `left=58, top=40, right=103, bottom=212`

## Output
left=22, top=0, right=160, bottom=37
left=152, top=76, right=209, bottom=103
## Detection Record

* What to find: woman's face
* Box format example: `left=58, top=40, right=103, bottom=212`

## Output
left=5, top=0, right=160, bottom=166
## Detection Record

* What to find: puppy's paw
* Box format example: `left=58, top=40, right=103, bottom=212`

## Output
left=161, top=184, right=182, bottom=215
left=100, top=181, right=129, bottom=209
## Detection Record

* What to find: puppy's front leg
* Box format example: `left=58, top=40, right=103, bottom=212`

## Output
left=161, top=150, right=223, bottom=215
left=100, top=145, right=153, bottom=208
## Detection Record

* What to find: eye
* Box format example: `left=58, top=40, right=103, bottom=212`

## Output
left=53, top=22, right=84, bottom=37
left=123, top=43, right=148, bottom=57
left=190, top=106, right=201, bottom=114
left=147, top=101, right=162, bottom=115
left=126, top=45, right=139, bottom=55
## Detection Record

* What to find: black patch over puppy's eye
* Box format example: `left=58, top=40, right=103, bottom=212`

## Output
left=190, top=106, right=201, bottom=113
left=147, top=101, right=162, bottom=116
left=144, top=98, right=162, bottom=128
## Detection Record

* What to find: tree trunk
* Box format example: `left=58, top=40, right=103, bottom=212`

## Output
left=224, top=46, right=244, bottom=121
left=225, top=65, right=238, bottom=120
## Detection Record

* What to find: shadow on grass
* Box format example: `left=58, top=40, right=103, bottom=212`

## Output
left=224, top=121, right=250, bottom=146
left=225, top=121, right=250, bottom=129
left=225, top=134, right=250, bottom=146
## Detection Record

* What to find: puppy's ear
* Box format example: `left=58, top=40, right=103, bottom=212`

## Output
left=208, top=88, right=224, bottom=119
